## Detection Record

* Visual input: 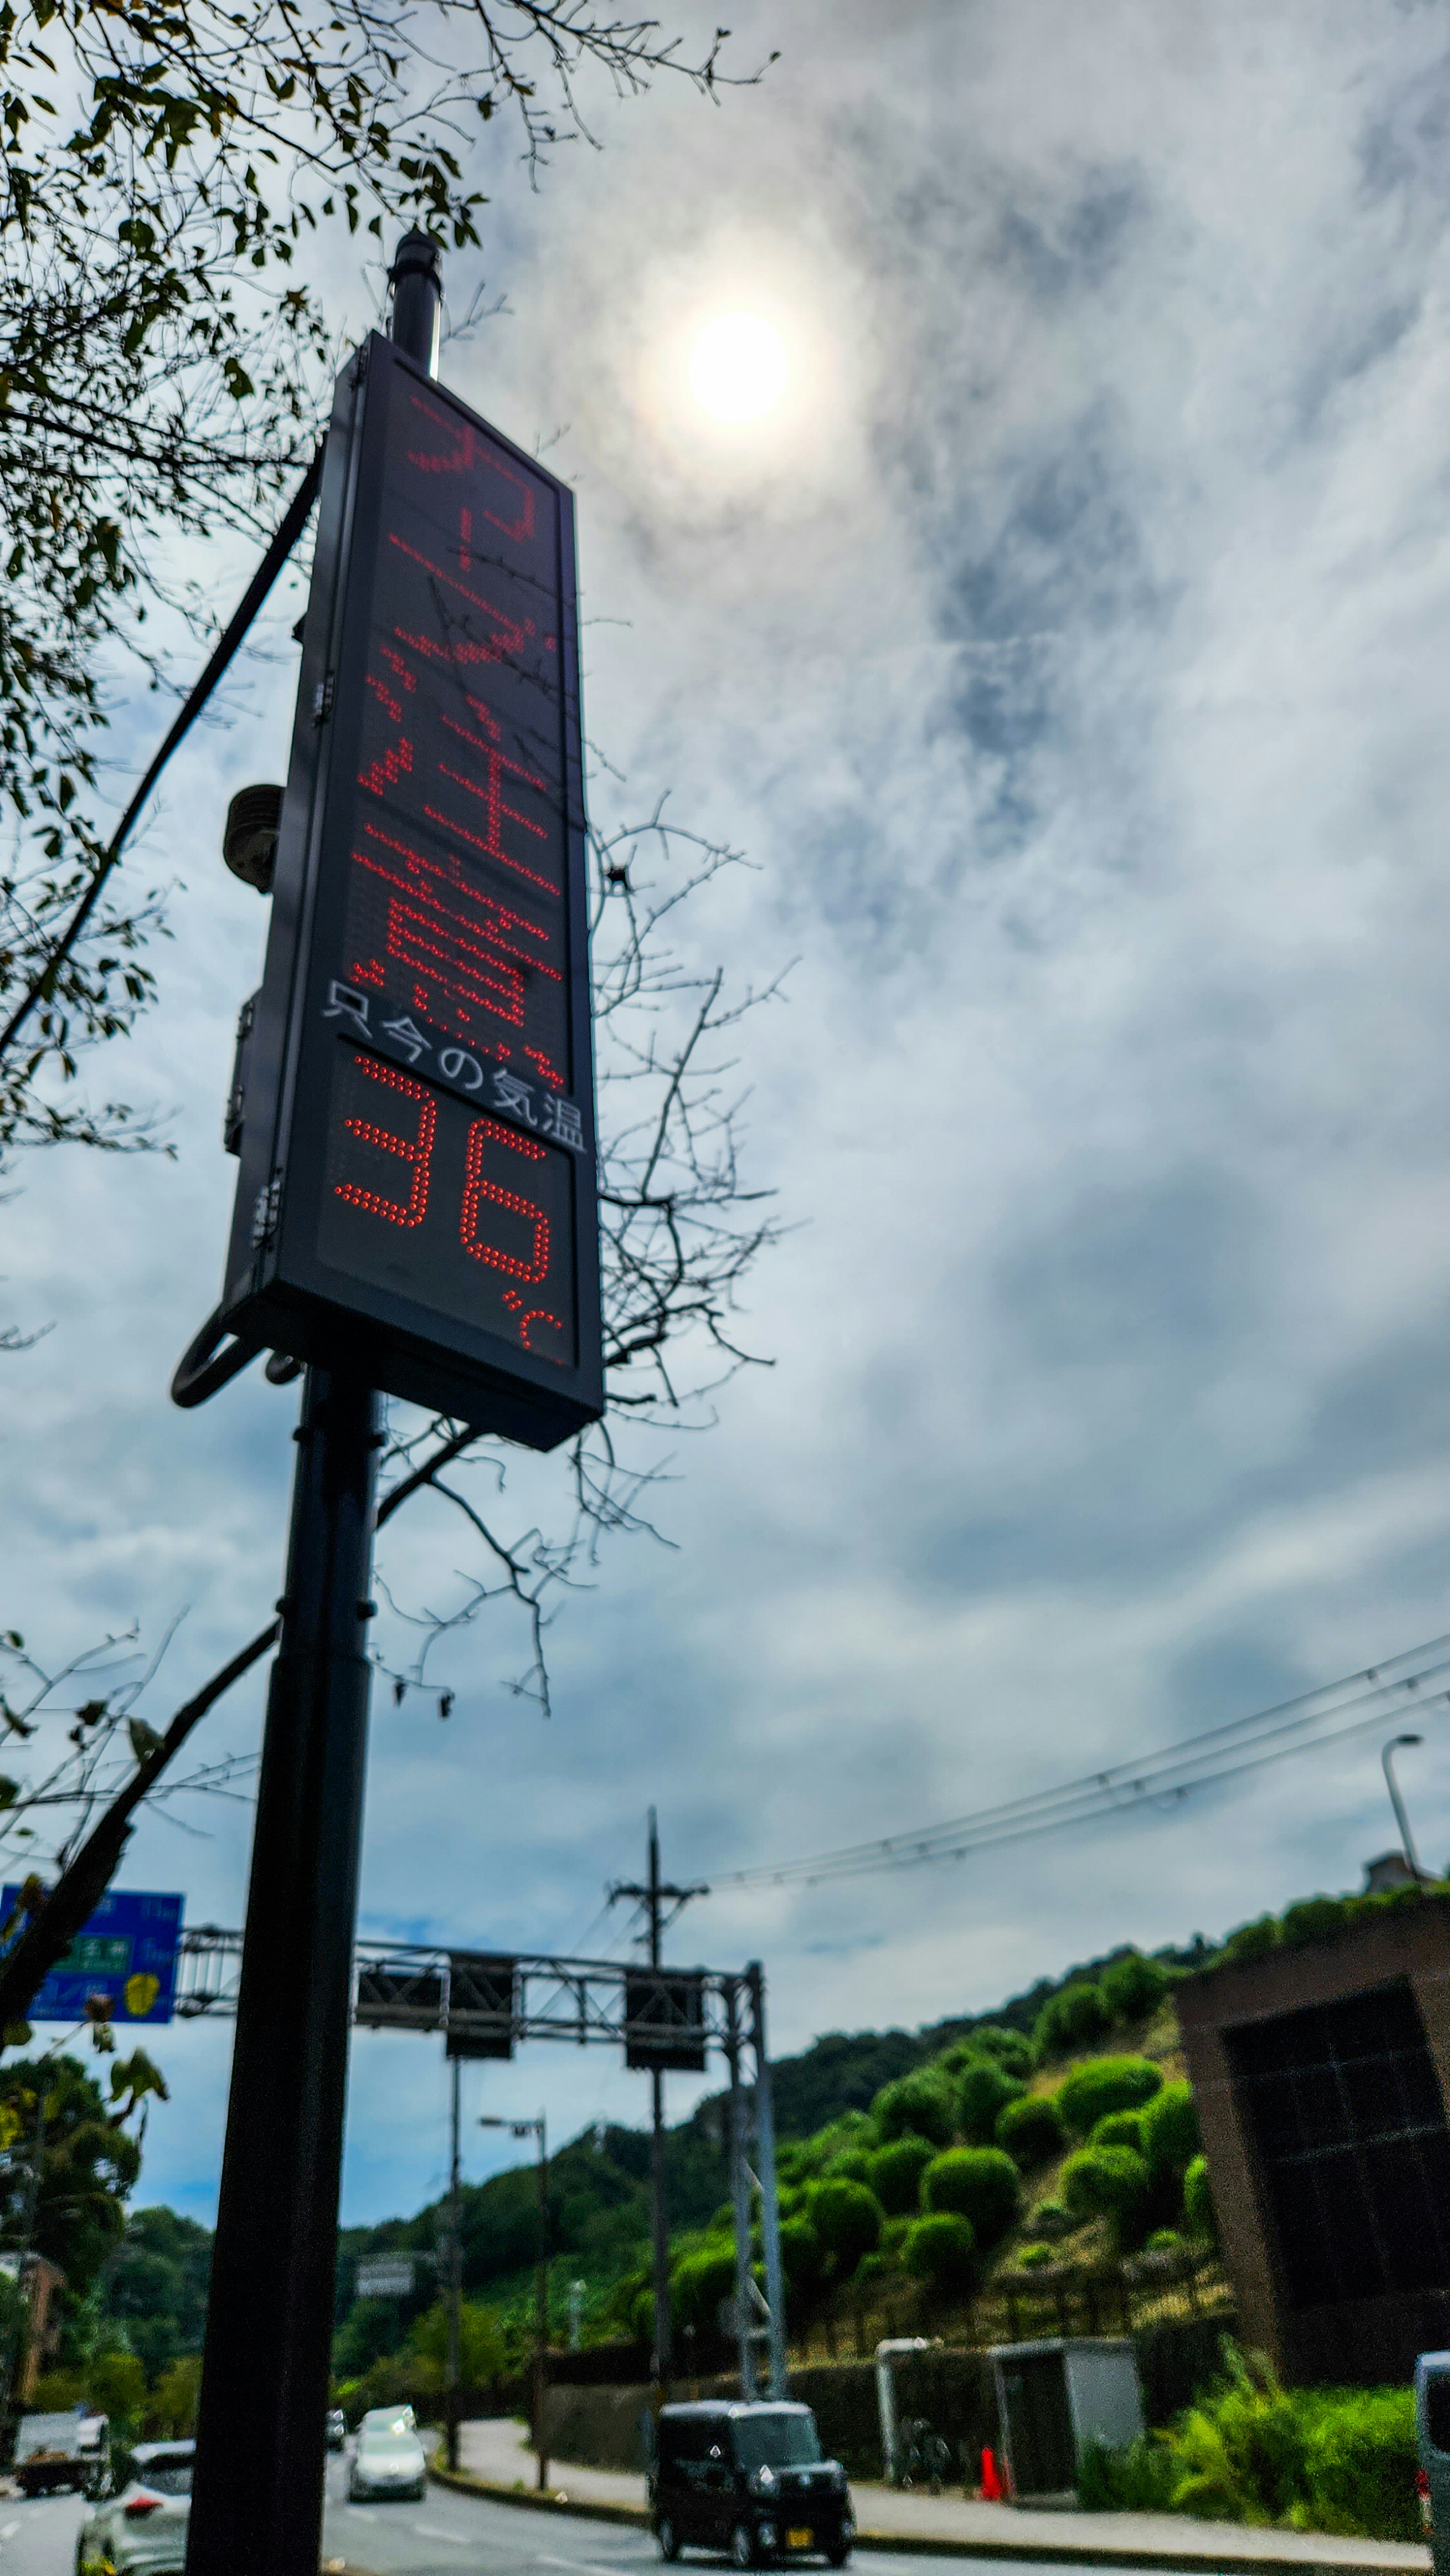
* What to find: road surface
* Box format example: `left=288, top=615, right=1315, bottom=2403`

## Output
left=0, top=2461, right=1190, bottom=2576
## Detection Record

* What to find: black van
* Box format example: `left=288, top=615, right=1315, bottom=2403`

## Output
left=650, top=2401, right=853, bottom=2568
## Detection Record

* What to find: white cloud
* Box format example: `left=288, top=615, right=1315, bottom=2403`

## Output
left=8, top=2, right=1450, bottom=2219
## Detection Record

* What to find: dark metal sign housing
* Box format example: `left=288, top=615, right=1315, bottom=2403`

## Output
left=220, top=334, right=603, bottom=1449
left=624, top=1966, right=708, bottom=2072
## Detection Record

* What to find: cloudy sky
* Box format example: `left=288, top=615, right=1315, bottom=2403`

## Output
left=9, top=0, right=1450, bottom=2227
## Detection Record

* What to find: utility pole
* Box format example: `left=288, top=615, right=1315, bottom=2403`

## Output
left=480, top=2113, right=550, bottom=2491
left=445, top=2056, right=462, bottom=2470
left=183, top=236, right=444, bottom=2576
left=607, top=1811, right=706, bottom=2401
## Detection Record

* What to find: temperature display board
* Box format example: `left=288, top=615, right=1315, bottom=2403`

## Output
left=215, top=335, right=602, bottom=1446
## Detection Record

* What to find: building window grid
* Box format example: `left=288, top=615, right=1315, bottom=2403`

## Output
left=1230, top=1980, right=1450, bottom=2308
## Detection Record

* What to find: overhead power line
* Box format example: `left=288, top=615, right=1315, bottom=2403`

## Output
left=708, top=1632, right=1450, bottom=1894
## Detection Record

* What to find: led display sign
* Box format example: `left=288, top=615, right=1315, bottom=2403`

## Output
left=216, top=334, right=602, bottom=1446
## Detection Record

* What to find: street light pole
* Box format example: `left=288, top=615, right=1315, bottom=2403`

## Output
left=1384, top=1733, right=1426, bottom=1880
left=480, top=2113, right=549, bottom=2491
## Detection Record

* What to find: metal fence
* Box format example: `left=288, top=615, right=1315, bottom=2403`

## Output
left=787, top=2247, right=1233, bottom=2366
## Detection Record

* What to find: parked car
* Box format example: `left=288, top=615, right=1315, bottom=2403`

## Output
left=75, top=2441, right=193, bottom=2576
left=15, top=2409, right=110, bottom=2499
left=348, top=2410, right=427, bottom=2501
left=650, top=2402, right=853, bottom=2568
left=326, top=2409, right=347, bottom=2452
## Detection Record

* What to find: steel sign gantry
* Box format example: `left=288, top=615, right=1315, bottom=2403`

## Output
left=172, top=1928, right=788, bottom=2396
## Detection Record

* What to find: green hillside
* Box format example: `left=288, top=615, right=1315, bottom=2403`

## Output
left=85, top=1871, right=1443, bottom=2417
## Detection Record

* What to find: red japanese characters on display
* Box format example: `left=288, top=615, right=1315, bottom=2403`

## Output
left=315, top=375, right=582, bottom=1368
left=345, top=383, right=570, bottom=1095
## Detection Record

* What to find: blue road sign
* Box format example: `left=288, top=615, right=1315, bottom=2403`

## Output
left=0, top=1888, right=183, bottom=2025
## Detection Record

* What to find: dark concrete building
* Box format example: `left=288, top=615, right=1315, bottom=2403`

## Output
left=1177, top=1896, right=1450, bottom=2385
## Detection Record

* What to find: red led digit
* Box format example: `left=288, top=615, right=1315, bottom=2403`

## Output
left=335, top=1055, right=436, bottom=1227
left=387, top=542, right=535, bottom=661
left=460, top=1115, right=549, bottom=1281
left=403, top=395, right=537, bottom=543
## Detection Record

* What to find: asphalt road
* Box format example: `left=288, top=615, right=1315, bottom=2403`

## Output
left=0, top=2460, right=1185, bottom=2576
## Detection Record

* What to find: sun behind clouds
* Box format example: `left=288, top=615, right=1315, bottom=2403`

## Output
left=688, top=312, right=789, bottom=424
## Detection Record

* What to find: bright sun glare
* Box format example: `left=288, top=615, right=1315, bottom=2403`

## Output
left=688, top=313, right=788, bottom=424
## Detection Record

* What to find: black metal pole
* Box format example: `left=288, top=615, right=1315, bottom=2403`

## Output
left=185, top=239, right=440, bottom=2576
left=388, top=230, right=443, bottom=376
left=184, top=1367, right=381, bottom=2576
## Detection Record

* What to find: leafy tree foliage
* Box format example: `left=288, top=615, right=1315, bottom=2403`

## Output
left=0, top=0, right=753, bottom=1155
left=406, top=2294, right=506, bottom=2386
left=1099, top=1951, right=1172, bottom=2025
left=0, top=2047, right=165, bottom=2296
left=100, top=2203, right=211, bottom=2383
left=669, top=2240, right=737, bottom=2335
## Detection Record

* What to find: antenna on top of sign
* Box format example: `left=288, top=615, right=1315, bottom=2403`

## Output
left=389, top=229, right=444, bottom=378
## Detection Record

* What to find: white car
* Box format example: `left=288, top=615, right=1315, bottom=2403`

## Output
left=347, top=2409, right=426, bottom=2501
left=76, top=2441, right=193, bottom=2576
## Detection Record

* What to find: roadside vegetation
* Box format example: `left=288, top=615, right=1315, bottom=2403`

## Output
left=1078, top=2344, right=1419, bottom=2544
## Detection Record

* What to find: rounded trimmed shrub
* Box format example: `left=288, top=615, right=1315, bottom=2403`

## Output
left=825, top=2148, right=874, bottom=2187
left=959, top=2024, right=1034, bottom=2080
left=1183, top=2153, right=1217, bottom=2246
left=1140, top=2080, right=1200, bottom=2178
left=1224, top=1913, right=1280, bottom=1962
left=1089, top=2108, right=1146, bottom=2153
left=901, top=2211, right=977, bottom=2298
left=868, top=2135, right=937, bottom=2216
left=806, top=2177, right=883, bottom=2274
left=779, top=2215, right=826, bottom=2296
left=873, top=2071, right=956, bottom=2147
left=995, top=2091, right=1066, bottom=2171
left=1034, top=1981, right=1112, bottom=2059
left=1057, top=2055, right=1164, bottom=2138
left=1061, top=2142, right=1151, bottom=2249
left=955, top=2057, right=1024, bottom=2143
left=1100, top=1951, right=1171, bottom=2025
left=921, top=2146, right=1020, bottom=2247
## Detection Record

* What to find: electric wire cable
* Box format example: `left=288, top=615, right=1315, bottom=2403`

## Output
left=709, top=1632, right=1450, bottom=1892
